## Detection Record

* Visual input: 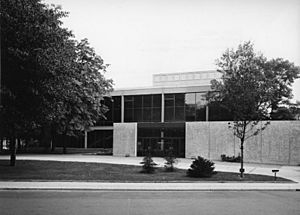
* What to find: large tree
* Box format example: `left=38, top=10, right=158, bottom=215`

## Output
left=0, top=0, right=112, bottom=165
left=208, top=42, right=299, bottom=177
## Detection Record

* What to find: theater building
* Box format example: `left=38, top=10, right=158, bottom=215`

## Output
left=84, top=70, right=300, bottom=165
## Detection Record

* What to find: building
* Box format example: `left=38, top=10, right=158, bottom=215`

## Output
left=85, top=70, right=300, bottom=165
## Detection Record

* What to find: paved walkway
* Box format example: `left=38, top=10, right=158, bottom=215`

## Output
left=0, top=154, right=299, bottom=191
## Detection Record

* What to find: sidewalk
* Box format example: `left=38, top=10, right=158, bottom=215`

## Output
left=0, top=154, right=299, bottom=191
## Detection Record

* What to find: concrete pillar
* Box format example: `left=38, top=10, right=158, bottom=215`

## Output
left=84, top=130, right=88, bottom=149
left=161, top=93, right=164, bottom=122
left=121, top=95, right=124, bottom=123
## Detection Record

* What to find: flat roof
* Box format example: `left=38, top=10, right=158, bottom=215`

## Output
left=110, top=85, right=212, bottom=96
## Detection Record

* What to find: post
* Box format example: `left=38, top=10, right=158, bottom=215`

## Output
left=161, top=93, right=164, bottom=122
left=84, top=130, right=88, bottom=149
left=121, top=95, right=124, bottom=123
left=205, top=105, right=209, bottom=121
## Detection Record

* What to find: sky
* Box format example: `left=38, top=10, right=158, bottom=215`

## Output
left=44, top=0, right=300, bottom=101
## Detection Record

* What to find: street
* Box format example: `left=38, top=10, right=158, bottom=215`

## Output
left=0, top=190, right=299, bottom=215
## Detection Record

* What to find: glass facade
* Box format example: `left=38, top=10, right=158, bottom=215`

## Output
left=165, top=92, right=207, bottom=122
left=87, top=130, right=113, bottom=148
left=95, top=92, right=233, bottom=125
left=124, top=94, right=161, bottom=122
left=96, top=96, right=121, bottom=125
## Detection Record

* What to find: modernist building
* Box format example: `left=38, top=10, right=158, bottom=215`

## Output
left=85, top=70, right=225, bottom=158
left=84, top=70, right=300, bottom=165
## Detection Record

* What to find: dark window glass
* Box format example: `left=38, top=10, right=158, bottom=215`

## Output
left=87, top=130, right=113, bottom=148
left=105, top=108, right=112, bottom=122
left=143, top=107, right=152, bottom=122
left=112, top=96, right=121, bottom=109
left=165, top=106, right=174, bottom=121
left=143, top=95, right=152, bottom=107
left=164, top=94, right=174, bottom=100
left=153, top=95, right=162, bottom=107
left=134, top=95, right=143, bottom=108
left=196, top=106, right=206, bottom=121
left=152, top=107, right=161, bottom=122
left=134, top=108, right=143, bottom=122
left=175, top=106, right=185, bottom=121
left=165, top=94, right=174, bottom=107
left=113, top=109, right=121, bottom=122
left=124, top=96, right=133, bottom=109
left=185, top=106, right=196, bottom=121
left=124, top=108, right=133, bottom=122
left=175, top=94, right=185, bottom=107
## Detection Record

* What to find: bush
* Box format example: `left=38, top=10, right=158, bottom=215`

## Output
left=164, top=149, right=178, bottom=172
left=221, top=154, right=241, bottom=162
left=187, top=156, right=215, bottom=178
left=140, top=153, right=157, bottom=173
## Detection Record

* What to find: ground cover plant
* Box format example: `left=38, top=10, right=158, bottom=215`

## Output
left=0, top=160, right=292, bottom=182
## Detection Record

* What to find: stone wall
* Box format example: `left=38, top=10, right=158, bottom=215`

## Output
left=186, top=121, right=300, bottom=165
left=113, top=123, right=137, bottom=157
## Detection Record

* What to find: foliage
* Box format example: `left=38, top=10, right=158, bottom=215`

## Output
left=140, top=153, right=157, bottom=174
left=270, top=101, right=300, bottom=120
left=208, top=41, right=300, bottom=177
left=164, top=149, right=178, bottom=172
left=187, top=156, right=215, bottom=178
left=0, top=0, right=113, bottom=160
left=221, top=154, right=241, bottom=162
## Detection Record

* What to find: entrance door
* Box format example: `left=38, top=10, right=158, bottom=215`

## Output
left=137, top=123, right=185, bottom=157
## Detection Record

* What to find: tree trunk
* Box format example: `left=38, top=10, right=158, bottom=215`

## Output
left=62, top=134, right=67, bottom=154
left=240, top=138, right=245, bottom=178
left=51, top=127, right=56, bottom=152
left=10, top=138, right=17, bottom=166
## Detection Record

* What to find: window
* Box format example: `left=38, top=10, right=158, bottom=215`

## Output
left=124, top=94, right=161, bottom=122
left=165, top=93, right=185, bottom=122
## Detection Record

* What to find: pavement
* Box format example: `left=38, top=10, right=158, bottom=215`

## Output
left=0, top=154, right=299, bottom=191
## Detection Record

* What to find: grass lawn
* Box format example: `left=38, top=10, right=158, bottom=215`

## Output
left=0, top=160, right=292, bottom=182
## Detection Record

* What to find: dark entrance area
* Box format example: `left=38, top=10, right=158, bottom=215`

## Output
left=137, top=123, right=185, bottom=158
left=87, top=130, right=113, bottom=148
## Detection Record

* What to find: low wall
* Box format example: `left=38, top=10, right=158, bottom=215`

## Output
left=113, top=123, right=137, bottom=157
left=186, top=121, right=300, bottom=165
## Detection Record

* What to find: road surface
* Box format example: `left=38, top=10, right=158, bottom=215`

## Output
left=0, top=190, right=299, bottom=215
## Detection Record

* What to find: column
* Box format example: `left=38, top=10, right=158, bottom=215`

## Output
left=206, top=105, right=209, bottom=121
left=121, top=95, right=124, bottom=123
left=84, top=130, right=88, bottom=149
left=161, top=93, right=164, bottom=122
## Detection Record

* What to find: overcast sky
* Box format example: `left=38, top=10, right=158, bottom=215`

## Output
left=44, top=0, right=300, bottom=101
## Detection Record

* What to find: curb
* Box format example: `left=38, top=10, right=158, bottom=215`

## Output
left=0, top=182, right=299, bottom=191
left=1, top=188, right=299, bottom=191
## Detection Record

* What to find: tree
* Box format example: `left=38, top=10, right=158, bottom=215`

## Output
left=270, top=101, right=300, bottom=120
left=208, top=42, right=299, bottom=177
left=0, top=0, right=112, bottom=164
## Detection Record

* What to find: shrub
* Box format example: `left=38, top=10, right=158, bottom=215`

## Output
left=164, top=149, right=178, bottom=172
left=221, top=154, right=241, bottom=162
left=187, top=156, right=215, bottom=178
left=140, top=153, right=157, bottom=173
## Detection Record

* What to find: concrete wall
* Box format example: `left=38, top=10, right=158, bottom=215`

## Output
left=186, top=121, right=300, bottom=165
left=113, top=123, right=137, bottom=157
